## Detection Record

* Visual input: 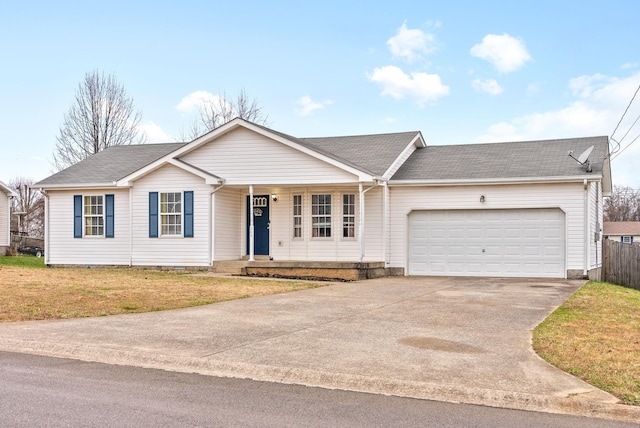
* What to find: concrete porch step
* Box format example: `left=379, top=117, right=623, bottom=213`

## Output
left=209, top=260, right=248, bottom=274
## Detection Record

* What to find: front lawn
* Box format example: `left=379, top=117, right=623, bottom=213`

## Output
left=533, top=281, right=640, bottom=405
left=0, top=257, right=323, bottom=322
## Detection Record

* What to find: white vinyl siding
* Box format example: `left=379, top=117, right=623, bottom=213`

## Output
left=388, top=183, right=588, bottom=276
left=46, top=189, right=130, bottom=265
left=0, top=190, right=9, bottom=247
left=213, top=187, right=242, bottom=260
left=131, top=164, right=210, bottom=266
left=180, top=127, right=359, bottom=185
left=588, top=181, right=604, bottom=271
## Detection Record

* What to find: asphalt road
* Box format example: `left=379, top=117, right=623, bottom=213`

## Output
left=0, top=351, right=635, bottom=428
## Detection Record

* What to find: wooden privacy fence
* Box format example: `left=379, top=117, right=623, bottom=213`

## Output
left=603, top=239, right=640, bottom=290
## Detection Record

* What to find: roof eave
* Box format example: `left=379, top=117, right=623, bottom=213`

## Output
left=34, top=182, right=121, bottom=190
left=389, top=174, right=604, bottom=186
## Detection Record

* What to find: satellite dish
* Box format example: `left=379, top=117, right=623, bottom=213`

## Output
left=568, top=145, right=594, bottom=172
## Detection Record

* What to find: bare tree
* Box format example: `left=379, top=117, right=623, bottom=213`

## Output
left=604, top=185, right=640, bottom=221
left=53, top=70, right=146, bottom=170
left=180, top=89, right=269, bottom=141
left=9, top=177, right=44, bottom=239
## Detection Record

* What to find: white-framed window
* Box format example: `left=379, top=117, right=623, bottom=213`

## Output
left=342, top=194, right=355, bottom=238
left=84, top=195, right=104, bottom=236
left=293, top=194, right=302, bottom=238
left=622, top=235, right=633, bottom=244
left=160, top=192, right=182, bottom=236
left=311, top=194, right=331, bottom=238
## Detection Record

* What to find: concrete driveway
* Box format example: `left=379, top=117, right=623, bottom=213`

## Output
left=0, top=276, right=637, bottom=422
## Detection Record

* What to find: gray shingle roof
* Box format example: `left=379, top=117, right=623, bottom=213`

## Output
left=392, top=136, right=609, bottom=180
left=249, top=121, right=420, bottom=176
left=300, top=131, right=421, bottom=176
left=36, top=143, right=187, bottom=186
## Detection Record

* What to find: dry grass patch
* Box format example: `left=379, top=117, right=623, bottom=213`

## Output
left=0, top=265, right=323, bottom=322
left=533, top=281, right=640, bottom=405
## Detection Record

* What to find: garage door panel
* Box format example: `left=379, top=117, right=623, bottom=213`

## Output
left=408, top=209, right=565, bottom=278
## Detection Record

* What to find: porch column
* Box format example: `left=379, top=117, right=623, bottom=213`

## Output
left=249, top=185, right=255, bottom=262
left=359, top=182, right=365, bottom=263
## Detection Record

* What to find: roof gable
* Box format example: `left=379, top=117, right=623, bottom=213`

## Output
left=0, top=180, right=15, bottom=195
left=392, top=136, right=610, bottom=183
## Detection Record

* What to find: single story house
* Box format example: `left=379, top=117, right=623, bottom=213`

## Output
left=603, top=221, right=640, bottom=244
left=35, top=118, right=611, bottom=279
left=0, top=180, right=15, bottom=255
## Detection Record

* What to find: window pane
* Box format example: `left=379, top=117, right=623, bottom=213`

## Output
left=160, top=192, right=183, bottom=235
left=342, top=194, right=355, bottom=238
left=83, top=195, right=104, bottom=236
left=311, top=194, right=331, bottom=238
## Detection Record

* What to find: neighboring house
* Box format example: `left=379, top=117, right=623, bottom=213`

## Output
left=34, top=118, right=611, bottom=279
left=0, top=180, right=15, bottom=255
left=603, top=221, right=640, bottom=244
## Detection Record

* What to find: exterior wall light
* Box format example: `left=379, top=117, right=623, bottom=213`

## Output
left=271, top=194, right=278, bottom=202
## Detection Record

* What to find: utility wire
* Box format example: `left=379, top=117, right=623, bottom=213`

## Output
left=611, top=132, right=640, bottom=160
left=611, top=82, right=640, bottom=141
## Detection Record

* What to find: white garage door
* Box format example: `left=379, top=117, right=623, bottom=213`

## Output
left=408, top=209, right=565, bottom=278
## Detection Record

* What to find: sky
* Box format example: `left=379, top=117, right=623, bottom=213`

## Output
left=1, top=0, right=640, bottom=188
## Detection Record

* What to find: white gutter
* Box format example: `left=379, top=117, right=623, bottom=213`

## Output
left=390, top=175, right=603, bottom=187
left=208, top=181, right=226, bottom=266
left=36, top=183, right=120, bottom=190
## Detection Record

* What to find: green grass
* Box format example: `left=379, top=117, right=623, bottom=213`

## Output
left=0, top=255, right=46, bottom=268
left=533, top=281, right=640, bottom=405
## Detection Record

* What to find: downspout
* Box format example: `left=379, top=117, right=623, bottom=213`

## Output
left=583, top=179, right=589, bottom=277
left=249, top=185, right=255, bottom=261
left=39, top=189, right=49, bottom=265
left=209, top=181, right=226, bottom=266
left=382, top=182, right=389, bottom=266
left=129, top=188, right=133, bottom=266
left=359, top=182, right=378, bottom=263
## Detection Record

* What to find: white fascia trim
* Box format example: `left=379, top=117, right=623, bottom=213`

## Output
left=389, top=174, right=604, bottom=187
left=117, top=118, right=374, bottom=184
left=381, top=132, right=425, bottom=179
left=166, top=159, right=223, bottom=185
left=0, top=181, right=15, bottom=196
left=35, top=183, right=121, bottom=190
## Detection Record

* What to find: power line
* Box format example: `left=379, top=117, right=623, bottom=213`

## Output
left=611, top=82, right=640, bottom=141
left=611, top=132, right=640, bottom=160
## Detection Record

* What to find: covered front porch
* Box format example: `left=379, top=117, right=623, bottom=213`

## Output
left=210, top=182, right=394, bottom=280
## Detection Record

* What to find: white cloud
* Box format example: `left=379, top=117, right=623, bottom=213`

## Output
left=387, top=22, right=436, bottom=62
left=296, top=96, right=334, bottom=116
left=384, top=117, right=397, bottom=123
left=470, top=34, right=532, bottom=73
left=477, top=72, right=640, bottom=187
left=368, top=65, right=450, bottom=106
left=139, top=121, right=173, bottom=143
left=472, top=78, right=503, bottom=95
left=621, top=62, right=638, bottom=70
left=176, top=90, right=220, bottom=113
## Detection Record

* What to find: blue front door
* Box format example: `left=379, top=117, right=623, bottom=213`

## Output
left=246, top=195, right=270, bottom=256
